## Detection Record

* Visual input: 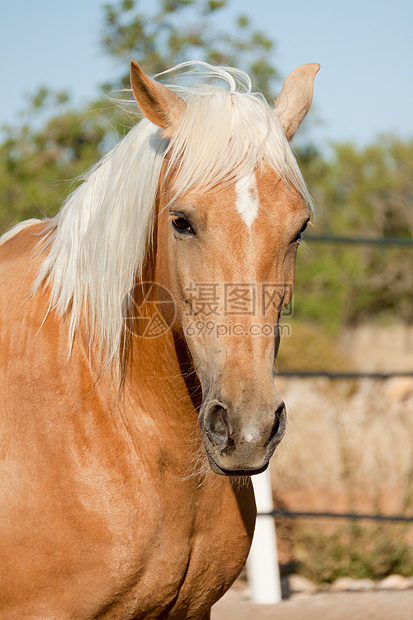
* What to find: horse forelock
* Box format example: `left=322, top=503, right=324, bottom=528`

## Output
left=166, top=80, right=311, bottom=205
left=28, top=61, right=312, bottom=370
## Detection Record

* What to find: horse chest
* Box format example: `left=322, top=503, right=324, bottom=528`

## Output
left=102, top=471, right=255, bottom=619
left=1, top=443, right=253, bottom=620
left=14, top=469, right=251, bottom=620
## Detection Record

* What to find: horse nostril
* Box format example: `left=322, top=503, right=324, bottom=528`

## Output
left=204, top=403, right=229, bottom=448
left=267, top=401, right=286, bottom=445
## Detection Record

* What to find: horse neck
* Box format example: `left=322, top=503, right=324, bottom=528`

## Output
left=122, top=229, right=202, bottom=433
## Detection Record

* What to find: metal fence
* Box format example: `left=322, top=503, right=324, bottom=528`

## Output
left=250, top=234, right=413, bottom=603
left=259, top=509, right=413, bottom=523
left=305, top=234, right=413, bottom=247
left=271, top=234, right=413, bottom=530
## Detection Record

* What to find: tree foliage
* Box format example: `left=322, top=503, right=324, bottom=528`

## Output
left=0, top=99, right=114, bottom=225
left=295, top=138, right=413, bottom=329
left=101, top=0, right=277, bottom=99
left=0, top=0, right=278, bottom=231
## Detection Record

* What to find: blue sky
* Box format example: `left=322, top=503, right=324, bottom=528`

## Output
left=1, top=0, right=412, bottom=152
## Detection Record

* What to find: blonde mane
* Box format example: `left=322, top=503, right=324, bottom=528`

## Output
left=3, top=62, right=312, bottom=368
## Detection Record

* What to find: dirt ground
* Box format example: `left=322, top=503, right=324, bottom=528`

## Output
left=212, top=586, right=413, bottom=620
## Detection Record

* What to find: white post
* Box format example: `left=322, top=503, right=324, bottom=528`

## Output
left=246, top=470, right=282, bottom=604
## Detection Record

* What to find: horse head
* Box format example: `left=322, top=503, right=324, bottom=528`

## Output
left=130, top=61, right=318, bottom=476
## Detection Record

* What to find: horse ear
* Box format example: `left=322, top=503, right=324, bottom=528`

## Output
left=130, top=61, right=186, bottom=134
left=274, top=64, right=320, bottom=141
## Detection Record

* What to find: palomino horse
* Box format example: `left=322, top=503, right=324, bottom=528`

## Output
left=0, top=60, right=319, bottom=618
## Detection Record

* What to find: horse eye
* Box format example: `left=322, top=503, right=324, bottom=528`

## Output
left=293, top=218, right=310, bottom=243
left=172, top=216, right=194, bottom=234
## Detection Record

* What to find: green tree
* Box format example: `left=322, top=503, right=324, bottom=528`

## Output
left=0, top=0, right=279, bottom=232
left=101, top=0, right=277, bottom=99
left=0, top=97, right=114, bottom=227
left=295, top=137, right=413, bottom=329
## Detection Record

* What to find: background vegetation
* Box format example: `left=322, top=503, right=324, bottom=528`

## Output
left=294, top=138, right=413, bottom=332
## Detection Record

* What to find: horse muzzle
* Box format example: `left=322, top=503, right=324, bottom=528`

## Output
left=199, top=397, right=286, bottom=476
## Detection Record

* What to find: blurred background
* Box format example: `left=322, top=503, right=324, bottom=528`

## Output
left=1, top=0, right=413, bottom=591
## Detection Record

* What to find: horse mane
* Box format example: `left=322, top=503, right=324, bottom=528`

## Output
left=4, top=61, right=312, bottom=369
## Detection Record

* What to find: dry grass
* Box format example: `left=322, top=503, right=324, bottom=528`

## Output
left=268, top=325, right=413, bottom=582
left=276, top=320, right=349, bottom=372
left=292, top=521, right=413, bottom=583
left=272, top=376, right=413, bottom=513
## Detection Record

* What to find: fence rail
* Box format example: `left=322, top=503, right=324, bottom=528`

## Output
left=306, top=234, right=413, bottom=247
left=278, top=371, right=413, bottom=379
left=251, top=231, right=413, bottom=601
left=259, top=509, right=413, bottom=523
left=281, top=234, right=413, bottom=379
